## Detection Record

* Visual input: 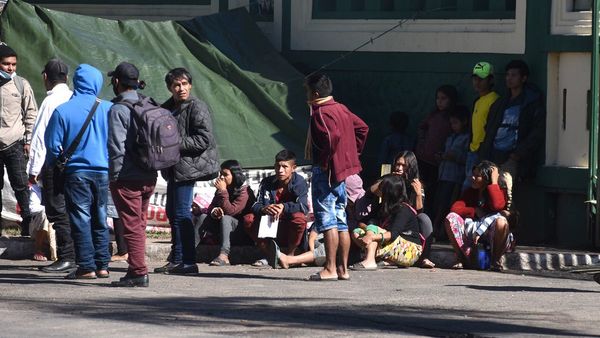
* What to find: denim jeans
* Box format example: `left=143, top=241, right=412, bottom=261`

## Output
left=63, top=171, right=110, bottom=272
left=311, top=167, right=348, bottom=233
left=166, top=180, right=196, bottom=264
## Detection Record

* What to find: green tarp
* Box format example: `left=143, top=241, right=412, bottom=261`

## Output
left=0, top=0, right=308, bottom=167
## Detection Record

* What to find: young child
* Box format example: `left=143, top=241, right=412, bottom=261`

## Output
left=378, top=111, right=412, bottom=166
left=415, top=85, right=456, bottom=215
left=433, top=107, right=470, bottom=240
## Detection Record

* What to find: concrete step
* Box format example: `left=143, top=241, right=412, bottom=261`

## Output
left=3, top=236, right=600, bottom=272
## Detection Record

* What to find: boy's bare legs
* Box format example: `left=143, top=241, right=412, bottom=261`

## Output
left=337, top=231, right=350, bottom=279
left=317, top=228, right=339, bottom=279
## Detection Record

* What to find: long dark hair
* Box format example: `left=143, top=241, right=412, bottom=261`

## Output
left=435, top=84, right=458, bottom=113
left=379, top=175, right=409, bottom=219
left=221, top=160, right=246, bottom=198
left=393, top=150, right=419, bottom=181
left=473, top=160, right=508, bottom=204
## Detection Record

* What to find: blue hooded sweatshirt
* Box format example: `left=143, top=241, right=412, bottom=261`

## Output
left=45, top=64, right=112, bottom=174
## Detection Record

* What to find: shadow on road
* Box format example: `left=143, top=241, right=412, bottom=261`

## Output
left=448, top=284, right=600, bottom=293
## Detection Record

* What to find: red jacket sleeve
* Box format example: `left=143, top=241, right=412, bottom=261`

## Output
left=450, top=189, right=477, bottom=218
left=310, top=111, right=340, bottom=167
left=486, top=184, right=506, bottom=211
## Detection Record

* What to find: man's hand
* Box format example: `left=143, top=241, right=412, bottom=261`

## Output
left=214, top=177, right=227, bottom=191
left=28, top=174, right=37, bottom=186
left=474, top=234, right=481, bottom=245
left=490, top=166, right=499, bottom=185
left=23, top=144, right=30, bottom=158
left=211, top=207, right=224, bottom=220
left=262, top=204, right=284, bottom=220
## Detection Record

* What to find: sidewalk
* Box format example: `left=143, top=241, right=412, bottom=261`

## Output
left=2, top=235, right=599, bottom=271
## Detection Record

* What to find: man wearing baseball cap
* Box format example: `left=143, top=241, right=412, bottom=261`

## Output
left=107, top=62, right=156, bottom=287
left=0, top=42, right=38, bottom=236
left=462, top=62, right=499, bottom=191
left=30, top=59, right=76, bottom=272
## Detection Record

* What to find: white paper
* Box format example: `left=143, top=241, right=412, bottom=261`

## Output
left=257, top=215, right=279, bottom=238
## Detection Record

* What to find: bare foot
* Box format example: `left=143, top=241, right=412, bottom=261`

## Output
left=111, top=253, right=128, bottom=262
left=278, top=253, right=290, bottom=269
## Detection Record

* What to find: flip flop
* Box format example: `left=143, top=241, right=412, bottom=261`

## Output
left=307, top=273, right=338, bottom=281
left=209, top=257, right=231, bottom=266
left=65, top=270, right=97, bottom=280
left=266, top=240, right=280, bottom=269
left=451, top=262, right=464, bottom=270
left=252, top=259, right=269, bottom=267
left=349, top=262, right=378, bottom=271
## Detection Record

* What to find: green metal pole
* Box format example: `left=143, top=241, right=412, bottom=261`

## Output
left=590, top=0, right=600, bottom=244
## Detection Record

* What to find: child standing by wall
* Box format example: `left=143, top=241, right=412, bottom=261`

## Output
left=378, top=111, right=412, bottom=166
left=433, top=107, right=470, bottom=240
left=415, top=85, right=456, bottom=215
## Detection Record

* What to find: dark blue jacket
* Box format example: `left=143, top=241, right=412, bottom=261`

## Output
left=251, top=172, right=309, bottom=216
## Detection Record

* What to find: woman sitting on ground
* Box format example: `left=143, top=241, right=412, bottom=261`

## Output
left=198, top=160, right=255, bottom=266
left=350, top=175, right=422, bottom=270
left=370, top=150, right=435, bottom=268
left=444, top=160, right=515, bottom=271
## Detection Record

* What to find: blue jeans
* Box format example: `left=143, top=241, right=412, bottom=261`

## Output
left=311, top=167, right=348, bottom=233
left=63, top=171, right=110, bottom=272
left=166, top=180, right=195, bottom=264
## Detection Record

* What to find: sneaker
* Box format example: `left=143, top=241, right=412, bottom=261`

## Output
left=167, top=263, right=198, bottom=275
left=153, top=262, right=179, bottom=274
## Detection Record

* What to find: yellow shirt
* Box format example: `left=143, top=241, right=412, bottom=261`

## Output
left=470, top=91, right=499, bottom=152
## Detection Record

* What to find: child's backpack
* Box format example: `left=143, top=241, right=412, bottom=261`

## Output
left=120, top=95, right=181, bottom=171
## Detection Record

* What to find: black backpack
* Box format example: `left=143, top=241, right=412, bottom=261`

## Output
left=120, top=95, right=181, bottom=171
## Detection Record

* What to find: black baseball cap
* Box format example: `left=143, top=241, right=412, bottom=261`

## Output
left=42, top=59, right=69, bottom=81
left=108, top=62, right=139, bottom=88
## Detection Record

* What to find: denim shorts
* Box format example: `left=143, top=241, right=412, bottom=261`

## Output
left=311, top=167, right=348, bottom=233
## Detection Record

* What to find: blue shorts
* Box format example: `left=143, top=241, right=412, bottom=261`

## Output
left=311, top=167, right=348, bottom=233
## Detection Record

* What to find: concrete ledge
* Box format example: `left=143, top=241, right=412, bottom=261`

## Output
left=4, top=237, right=600, bottom=272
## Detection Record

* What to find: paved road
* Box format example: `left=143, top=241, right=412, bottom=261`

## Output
left=0, top=259, right=598, bottom=337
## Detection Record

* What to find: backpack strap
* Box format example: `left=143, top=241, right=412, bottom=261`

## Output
left=13, top=75, right=24, bottom=98
left=60, top=98, right=101, bottom=162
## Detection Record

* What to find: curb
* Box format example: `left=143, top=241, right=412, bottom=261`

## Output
left=2, top=237, right=599, bottom=272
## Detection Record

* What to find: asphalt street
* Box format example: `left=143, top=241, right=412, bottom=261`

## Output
left=0, top=259, right=598, bottom=337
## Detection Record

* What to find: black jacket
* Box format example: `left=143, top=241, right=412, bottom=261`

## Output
left=161, top=96, right=219, bottom=182
left=479, top=84, right=546, bottom=180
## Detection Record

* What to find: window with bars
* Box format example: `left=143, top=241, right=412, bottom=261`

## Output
left=312, top=0, right=516, bottom=20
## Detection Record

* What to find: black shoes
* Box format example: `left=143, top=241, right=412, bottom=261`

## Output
left=111, top=274, right=149, bottom=287
left=39, top=259, right=76, bottom=273
left=153, top=262, right=198, bottom=275
left=153, top=262, right=179, bottom=273
left=167, top=263, right=198, bottom=275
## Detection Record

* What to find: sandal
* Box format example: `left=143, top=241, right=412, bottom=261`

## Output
left=349, top=262, right=378, bottom=271
left=419, top=258, right=436, bottom=269
left=33, top=252, right=47, bottom=262
left=252, top=258, right=269, bottom=267
left=209, top=257, right=231, bottom=266
left=307, top=273, right=338, bottom=281
left=96, top=269, right=110, bottom=278
left=451, top=262, right=463, bottom=270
